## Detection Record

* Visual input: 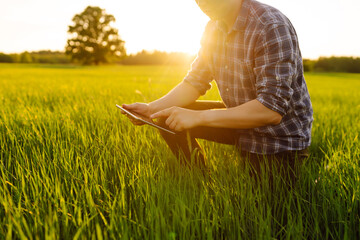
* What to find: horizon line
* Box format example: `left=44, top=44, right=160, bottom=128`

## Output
left=1, top=48, right=360, bottom=61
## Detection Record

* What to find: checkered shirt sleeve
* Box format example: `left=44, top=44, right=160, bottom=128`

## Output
left=255, top=24, right=296, bottom=116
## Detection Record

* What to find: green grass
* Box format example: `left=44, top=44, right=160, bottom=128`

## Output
left=0, top=63, right=359, bottom=239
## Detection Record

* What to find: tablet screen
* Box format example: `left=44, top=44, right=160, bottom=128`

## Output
left=116, top=104, right=176, bottom=135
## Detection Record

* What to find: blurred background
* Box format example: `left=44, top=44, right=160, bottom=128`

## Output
left=1, top=0, right=360, bottom=71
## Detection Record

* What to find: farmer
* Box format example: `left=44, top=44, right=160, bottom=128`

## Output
left=122, top=0, right=313, bottom=181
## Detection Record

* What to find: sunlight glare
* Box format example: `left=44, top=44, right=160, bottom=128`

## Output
left=110, top=0, right=209, bottom=54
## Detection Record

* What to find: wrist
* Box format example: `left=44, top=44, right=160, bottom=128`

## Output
left=148, top=102, right=158, bottom=115
left=198, top=110, right=210, bottom=126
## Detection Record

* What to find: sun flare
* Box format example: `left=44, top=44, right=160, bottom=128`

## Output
left=110, top=0, right=209, bottom=54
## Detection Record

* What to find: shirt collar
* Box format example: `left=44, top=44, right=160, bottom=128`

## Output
left=216, top=0, right=251, bottom=34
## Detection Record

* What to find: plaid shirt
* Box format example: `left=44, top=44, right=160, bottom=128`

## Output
left=184, top=0, right=313, bottom=154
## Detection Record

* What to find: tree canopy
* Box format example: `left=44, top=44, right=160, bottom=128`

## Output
left=65, top=6, right=126, bottom=65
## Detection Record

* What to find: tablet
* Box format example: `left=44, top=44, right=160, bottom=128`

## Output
left=116, top=104, right=176, bottom=135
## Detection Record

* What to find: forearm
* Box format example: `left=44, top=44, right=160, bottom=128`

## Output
left=148, top=81, right=201, bottom=114
left=199, top=99, right=282, bottom=129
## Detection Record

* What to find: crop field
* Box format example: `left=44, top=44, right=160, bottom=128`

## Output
left=0, top=63, right=359, bottom=239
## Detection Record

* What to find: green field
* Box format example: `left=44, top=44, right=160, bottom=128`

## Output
left=0, top=63, right=359, bottom=239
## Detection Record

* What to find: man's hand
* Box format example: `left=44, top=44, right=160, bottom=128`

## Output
left=122, top=103, right=151, bottom=125
left=151, top=107, right=203, bottom=132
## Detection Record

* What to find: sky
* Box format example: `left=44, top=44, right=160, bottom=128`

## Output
left=0, top=0, right=359, bottom=59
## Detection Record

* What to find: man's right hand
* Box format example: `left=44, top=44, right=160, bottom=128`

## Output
left=122, top=103, right=152, bottom=126
left=121, top=81, right=201, bottom=126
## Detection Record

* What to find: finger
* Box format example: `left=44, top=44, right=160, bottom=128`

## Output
left=128, top=116, right=140, bottom=123
left=123, top=103, right=145, bottom=118
left=174, top=124, right=183, bottom=132
left=168, top=119, right=177, bottom=130
left=151, top=108, right=172, bottom=119
left=133, top=121, right=145, bottom=126
left=120, top=108, right=130, bottom=115
left=122, top=103, right=136, bottom=110
left=121, top=109, right=132, bottom=116
left=122, top=103, right=130, bottom=109
left=129, top=118, right=144, bottom=126
left=167, top=119, right=176, bottom=129
left=165, top=113, right=175, bottom=126
left=126, top=115, right=135, bottom=122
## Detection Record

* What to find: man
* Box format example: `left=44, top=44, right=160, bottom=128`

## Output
left=122, top=0, right=313, bottom=181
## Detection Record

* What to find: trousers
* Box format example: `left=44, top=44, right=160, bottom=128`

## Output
left=156, top=100, right=309, bottom=183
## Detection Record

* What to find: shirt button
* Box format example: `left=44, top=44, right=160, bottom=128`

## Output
left=226, top=88, right=229, bottom=92
left=276, top=76, right=280, bottom=80
left=225, top=65, right=228, bottom=69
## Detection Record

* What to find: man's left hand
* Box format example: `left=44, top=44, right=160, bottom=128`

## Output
left=150, top=107, right=202, bottom=132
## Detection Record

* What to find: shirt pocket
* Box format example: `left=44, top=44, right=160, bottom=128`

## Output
left=233, top=59, right=256, bottom=89
left=233, top=59, right=257, bottom=103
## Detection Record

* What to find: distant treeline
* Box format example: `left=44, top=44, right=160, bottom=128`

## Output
left=0, top=51, right=71, bottom=64
left=303, top=57, right=360, bottom=73
left=121, top=50, right=195, bottom=65
left=1, top=50, right=360, bottom=73
left=0, top=50, right=195, bottom=66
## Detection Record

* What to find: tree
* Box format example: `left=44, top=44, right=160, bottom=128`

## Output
left=302, top=59, right=315, bottom=72
left=0, top=53, right=13, bottom=63
left=65, top=6, right=126, bottom=65
left=20, top=51, right=33, bottom=63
